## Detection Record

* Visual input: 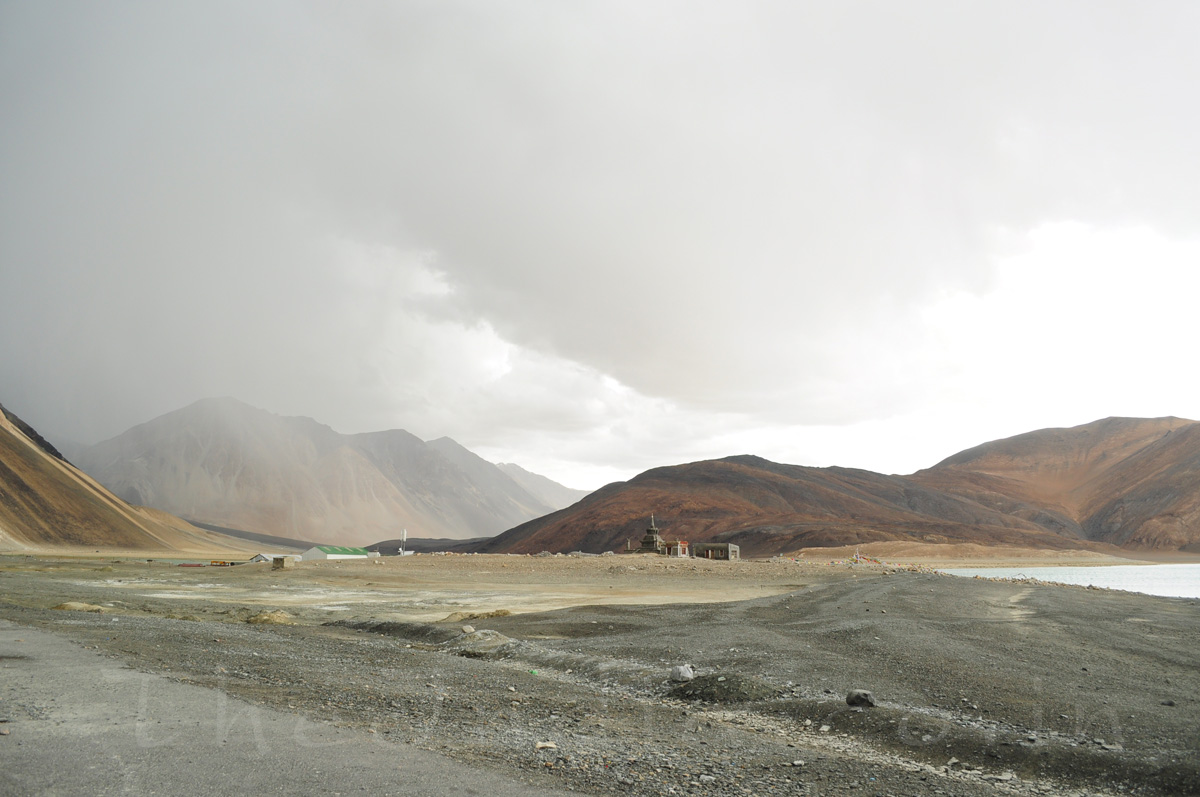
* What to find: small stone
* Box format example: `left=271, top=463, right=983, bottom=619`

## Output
left=791, top=760, right=805, bottom=767
left=1161, top=700, right=1176, bottom=706
left=699, top=774, right=716, bottom=783
left=670, top=665, right=695, bottom=683
left=461, top=625, right=475, bottom=634
left=819, top=725, right=831, bottom=733
left=536, top=741, right=557, bottom=750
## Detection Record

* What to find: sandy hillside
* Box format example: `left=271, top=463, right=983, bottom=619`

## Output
left=0, top=406, right=258, bottom=555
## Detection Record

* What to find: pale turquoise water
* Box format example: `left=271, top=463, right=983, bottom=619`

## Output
left=939, top=563, right=1200, bottom=599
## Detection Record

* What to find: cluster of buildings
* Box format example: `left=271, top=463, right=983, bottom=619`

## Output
left=623, top=516, right=739, bottom=560
left=248, top=546, right=376, bottom=568
left=249, top=520, right=739, bottom=564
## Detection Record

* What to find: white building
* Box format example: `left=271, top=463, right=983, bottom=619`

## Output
left=299, top=545, right=373, bottom=561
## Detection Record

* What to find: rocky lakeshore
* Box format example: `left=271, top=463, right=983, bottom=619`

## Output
left=1, top=554, right=1197, bottom=796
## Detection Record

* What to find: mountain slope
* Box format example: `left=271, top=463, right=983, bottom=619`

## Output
left=425, top=437, right=556, bottom=522
left=496, top=462, right=590, bottom=509
left=1077, top=422, right=1200, bottom=547
left=75, top=398, right=581, bottom=546
left=910, top=417, right=1200, bottom=550
left=0, top=402, right=253, bottom=552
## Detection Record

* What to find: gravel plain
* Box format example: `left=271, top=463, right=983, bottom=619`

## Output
left=1, top=553, right=1197, bottom=796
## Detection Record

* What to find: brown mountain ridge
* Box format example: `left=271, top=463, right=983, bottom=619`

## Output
left=910, top=416, right=1200, bottom=549
left=476, top=417, right=1200, bottom=556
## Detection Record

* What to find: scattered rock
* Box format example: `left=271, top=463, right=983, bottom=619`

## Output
left=441, top=629, right=514, bottom=658
left=669, top=673, right=775, bottom=703
left=536, top=741, right=557, bottom=750
left=846, top=689, right=876, bottom=707
left=461, top=625, right=475, bottom=634
left=669, top=664, right=695, bottom=682
left=442, top=609, right=512, bottom=623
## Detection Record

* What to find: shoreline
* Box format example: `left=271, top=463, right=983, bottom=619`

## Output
left=789, top=541, right=1200, bottom=569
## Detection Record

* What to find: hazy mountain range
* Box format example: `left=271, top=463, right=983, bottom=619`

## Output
left=476, top=417, right=1200, bottom=556
left=72, top=397, right=589, bottom=546
left=4, top=397, right=1197, bottom=557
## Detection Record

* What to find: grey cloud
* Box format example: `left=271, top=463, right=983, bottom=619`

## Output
left=2, top=1, right=1199, bottom=477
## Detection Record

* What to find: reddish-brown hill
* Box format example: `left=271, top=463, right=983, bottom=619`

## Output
left=474, top=455, right=1089, bottom=557
left=0, top=403, right=253, bottom=553
left=910, top=417, right=1200, bottom=551
left=477, top=418, right=1200, bottom=556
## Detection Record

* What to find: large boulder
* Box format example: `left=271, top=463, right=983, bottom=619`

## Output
left=846, top=689, right=876, bottom=707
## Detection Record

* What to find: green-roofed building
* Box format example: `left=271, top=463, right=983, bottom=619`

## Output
left=300, top=545, right=373, bottom=561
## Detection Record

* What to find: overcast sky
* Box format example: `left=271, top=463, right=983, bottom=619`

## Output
left=3, top=2, right=1200, bottom=489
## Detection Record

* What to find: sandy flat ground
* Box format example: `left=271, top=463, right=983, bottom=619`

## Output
left=3, top=543, right=1196, bottom=621
left=0, top=552, right=823, bottom=622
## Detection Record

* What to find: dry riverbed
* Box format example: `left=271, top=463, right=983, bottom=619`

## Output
left=1, top=552, right=1197, bottom=796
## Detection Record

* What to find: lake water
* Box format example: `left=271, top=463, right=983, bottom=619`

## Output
left=939, top=563, right=1200, bottom=599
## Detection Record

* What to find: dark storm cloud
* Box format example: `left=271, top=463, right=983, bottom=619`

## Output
left=2, top=2, right=1199, bottom=485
